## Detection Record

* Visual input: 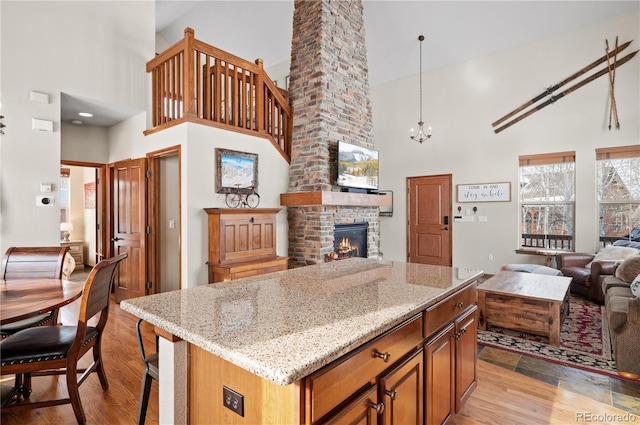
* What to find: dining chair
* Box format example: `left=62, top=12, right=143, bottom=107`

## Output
left=136, top=319, right=159, bottom=425
left=0, top=252, right=128, bottom=424
left=0, top=246, right=71, bottom=339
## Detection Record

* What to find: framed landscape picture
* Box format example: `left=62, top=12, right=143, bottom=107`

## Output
left=215, top=148, right=259, bottom=194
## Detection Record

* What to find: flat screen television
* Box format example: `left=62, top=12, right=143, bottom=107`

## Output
left=337, top=141, right=379, bottom=192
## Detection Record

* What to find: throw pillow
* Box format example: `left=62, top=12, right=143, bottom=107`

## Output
left=586, top=245, right=640, bottom=268
left=502, top=264, right=562, bottom=276
left=616, top=255, right=640, bottom=283
left=61, top=252, right=76, bottom=280
left=631, top=273, right=640, bottom=297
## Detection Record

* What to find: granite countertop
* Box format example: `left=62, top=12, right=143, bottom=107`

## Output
left=121, top=258, right=482, bottom=386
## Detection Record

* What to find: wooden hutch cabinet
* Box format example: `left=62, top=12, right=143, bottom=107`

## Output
left=204, top=208, right=288, bottom=283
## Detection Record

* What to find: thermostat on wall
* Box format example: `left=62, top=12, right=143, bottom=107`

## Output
left=36, top=195, right=54, bottom=206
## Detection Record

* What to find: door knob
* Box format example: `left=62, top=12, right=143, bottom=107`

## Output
left=443, top=227, right=449, bottom=231
left=111, top=237, right=123, bottom=242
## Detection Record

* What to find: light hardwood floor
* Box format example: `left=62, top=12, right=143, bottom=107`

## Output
left=1, top=289, right=637, bottom=424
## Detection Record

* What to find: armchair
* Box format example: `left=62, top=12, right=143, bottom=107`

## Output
left=556, top=253, right=616, bottom=304
left=557, top=240, right=640, bottom=304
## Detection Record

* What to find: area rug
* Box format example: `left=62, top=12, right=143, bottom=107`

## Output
left=477, top=295, right=623, bottom=379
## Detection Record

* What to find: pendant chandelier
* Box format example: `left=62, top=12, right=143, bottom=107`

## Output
left=410, top=35, right=432, bottom=143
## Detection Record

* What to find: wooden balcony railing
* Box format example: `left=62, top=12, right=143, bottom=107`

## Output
left=144, top=28, right=292, bottom=162
left=522, top=233, right=631, bottom=251
left=521, top=233, right=573, bottom=251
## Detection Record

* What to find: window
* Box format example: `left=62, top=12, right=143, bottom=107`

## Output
left=596, top=145, right=640, bottom=249
left=519, top=152, right=575, bottom=251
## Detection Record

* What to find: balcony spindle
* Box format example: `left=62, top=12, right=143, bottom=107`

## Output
left=255, top=58, right=265, bottom=134
left=145, top=28, right=291, bottom=162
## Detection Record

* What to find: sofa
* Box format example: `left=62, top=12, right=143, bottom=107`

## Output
left=601, top=254, right=640, bottom=379
left=556, top=240, right=640, bottom=304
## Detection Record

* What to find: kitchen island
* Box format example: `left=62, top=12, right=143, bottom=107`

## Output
left=121, top=258, right=482, bottom=424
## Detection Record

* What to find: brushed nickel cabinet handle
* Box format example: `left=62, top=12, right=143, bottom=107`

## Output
left=369, top=402, right=385, bottom=415
left=454, top=301, right=464, bottom=309
left=385, top=389, right=397, bottom=400
left=372, top=350, right=391, bottom=362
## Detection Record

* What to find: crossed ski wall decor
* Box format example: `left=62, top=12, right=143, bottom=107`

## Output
left=492, top=39, right=638, bottom=134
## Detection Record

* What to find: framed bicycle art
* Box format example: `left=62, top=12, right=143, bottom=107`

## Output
left=215, top=148, right=259, bottom=194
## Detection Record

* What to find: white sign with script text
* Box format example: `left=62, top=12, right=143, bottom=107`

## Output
left=457, top=182, right=511, bottom=203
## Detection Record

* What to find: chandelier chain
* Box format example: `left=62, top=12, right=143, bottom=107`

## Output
left=419, top=35, right=423, bottom=125
left=410, top=34, right=431, bottom=143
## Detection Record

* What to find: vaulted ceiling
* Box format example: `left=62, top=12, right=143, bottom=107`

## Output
left=62, top=1, right=639, bottom=127
left=157, top=1, right=639, bottom=86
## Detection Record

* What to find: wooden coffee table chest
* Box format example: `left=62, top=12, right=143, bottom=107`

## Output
left=477, top=271, right=571, bottom=346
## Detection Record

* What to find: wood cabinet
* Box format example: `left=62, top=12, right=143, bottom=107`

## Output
left=325, top=385, right=380, bottom=425
left=425, top=323, right=455, bottom=425
left=204, top=208, right=288, bottom=283
left=305, top=315, right=423, bottom=424
left=380, top=348, right=423, bottom=425
left=60, top=240, right=84, bottom=270
left=454, top=306, right=478, bottom=411
left=424, top=283, right=478, bottom=425
left=187, top=282, right=476, bottom=424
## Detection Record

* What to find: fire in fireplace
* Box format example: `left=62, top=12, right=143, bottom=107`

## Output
left=327, top=223, right=368, bottom=261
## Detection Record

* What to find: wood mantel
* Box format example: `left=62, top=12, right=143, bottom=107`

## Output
left=280, top=191, right=392, bottom=207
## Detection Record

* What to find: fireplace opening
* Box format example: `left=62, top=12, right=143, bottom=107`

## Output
left=327, top=223, right=368, bottom=261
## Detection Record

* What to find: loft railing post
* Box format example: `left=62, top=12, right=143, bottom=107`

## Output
left=255, top=58, right=265, bottom=133
left=183, top=27, right=196, bottom=119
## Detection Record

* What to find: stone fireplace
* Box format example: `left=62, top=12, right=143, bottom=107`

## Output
left=281, top=0, right=387, bottom=267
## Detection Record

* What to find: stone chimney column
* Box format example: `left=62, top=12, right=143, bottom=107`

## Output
left=285, top=0, right=380, bottom=266
left=288, top=0, right=375, bottom=191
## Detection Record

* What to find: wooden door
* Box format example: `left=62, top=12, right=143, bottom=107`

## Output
left=380, top=349, right=423, bottom=425
left=425, top=323, right=455, bottom=425
left=407, top=175, right=452, bottom=265
left=112, top=158, right=147, bottom=303
left=455, top=306, right=478, bottom=412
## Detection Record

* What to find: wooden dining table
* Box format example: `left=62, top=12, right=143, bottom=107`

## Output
left=0, top=278, right=86, bottom=407
left=0, top=278, right=85, bottom=325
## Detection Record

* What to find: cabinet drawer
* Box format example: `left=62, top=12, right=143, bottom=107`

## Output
left=424, top=283, right=477, bottom=337
left=305, top=314, right=423, bottom=423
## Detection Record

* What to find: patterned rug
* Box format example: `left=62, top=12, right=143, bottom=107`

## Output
left=477, top=295, right=622, bottom=379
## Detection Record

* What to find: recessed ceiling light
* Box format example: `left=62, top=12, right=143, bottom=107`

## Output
left=71, top=120, right=83, bottom=125
left=78, top=112, right=93, bottom=117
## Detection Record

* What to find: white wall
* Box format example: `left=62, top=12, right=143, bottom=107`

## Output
left=0, top=1, right=154, bottom=253
left=61, top=122, right=109, bottom=163
left=373, top=13, right=640, bottom=273
left=108, top=118, right=290, bottom=288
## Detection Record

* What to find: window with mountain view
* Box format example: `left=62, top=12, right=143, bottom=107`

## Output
left=519, top=151, right=575, bottom=251
left=596, top=145, right=640, bottom=249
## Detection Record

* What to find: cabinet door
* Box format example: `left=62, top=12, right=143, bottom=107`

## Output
left=455, top=305, right=477, bottom=411
left=325, top=385, right=380, bottom=425
left=379, top=349, right=423, bottom=425
left=220, top=215, right=276, bottom=262
left=425, top=323, right=455, bottom=425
